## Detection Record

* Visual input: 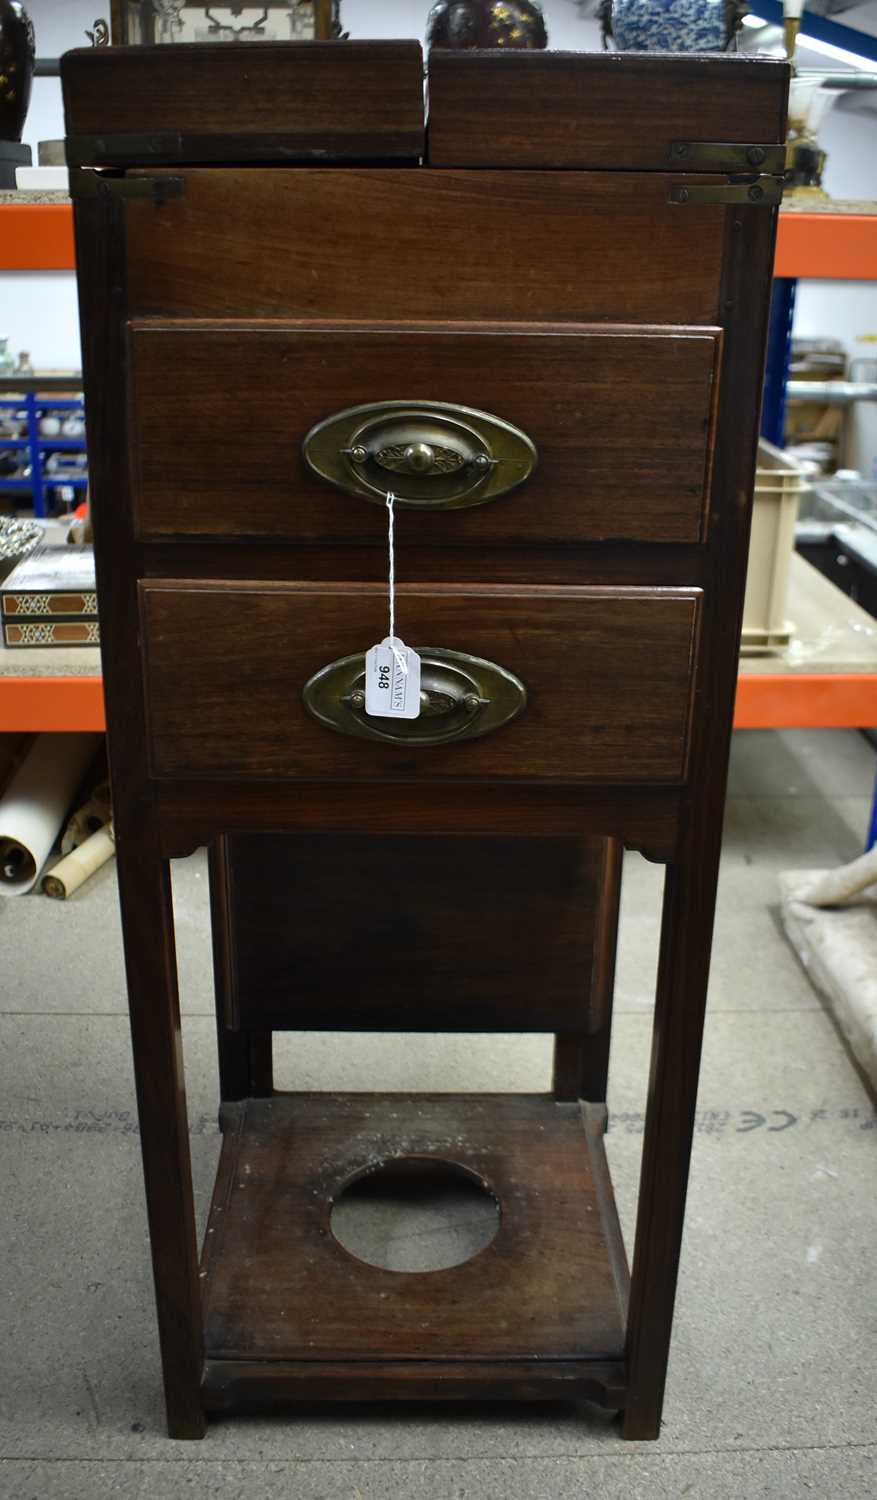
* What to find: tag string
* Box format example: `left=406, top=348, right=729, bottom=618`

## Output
left=386, top=491, right=407, bottom=675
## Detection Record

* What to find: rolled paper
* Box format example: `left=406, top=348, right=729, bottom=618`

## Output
left=0, top=733, right=100, bottom=896
left=61, top=780, right=112, bottom=856
left=43, top=821, right=115, bottom=901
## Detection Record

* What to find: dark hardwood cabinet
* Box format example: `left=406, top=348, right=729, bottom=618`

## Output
left=62, top=41, right=788, bottom=1441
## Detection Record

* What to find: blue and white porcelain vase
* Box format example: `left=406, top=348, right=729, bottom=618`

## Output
left=604, top=0, right=734, bottom=53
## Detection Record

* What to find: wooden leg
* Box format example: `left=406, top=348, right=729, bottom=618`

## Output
left=116, top=815, right=206, bottom=1439
left=583, top=837, right=623, bottom=1102
left=552, top=838, right=623, bottom=1103
left=622, top=850, right=716, bottom=1440
left=209, top=838, right=273, bottom=1105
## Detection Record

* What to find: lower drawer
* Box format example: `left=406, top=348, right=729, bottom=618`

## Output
left=140, top=581, right=701, bottom=784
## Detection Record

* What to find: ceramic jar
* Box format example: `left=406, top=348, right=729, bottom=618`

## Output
left=604, top=0, right=733, bottom=52
left=0, top=1, right=35, bottom=143
left=426, top=1, right=548, bottom=51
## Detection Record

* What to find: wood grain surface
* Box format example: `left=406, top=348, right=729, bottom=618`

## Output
left=154, top=782, right=682, bottom=862
left=224, top=832, right=606, bottom=1035
left=129, top=322, right=721, bottom=545
left=427, top=51, right=789, bottom=169
left=124, top=169, right=726, bottom=326
left=140, top=581, right=701, bottom=784
left=201, top=1356, right=628, bottom=1409
left=201, top=1094, right=628, bottom=1364
left=66, top=41, right=788, bottom=1440
left=62, top=41, right=425, bottom=163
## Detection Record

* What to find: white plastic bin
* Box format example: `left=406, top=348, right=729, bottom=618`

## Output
left=741, top=440, right=806, bottom=654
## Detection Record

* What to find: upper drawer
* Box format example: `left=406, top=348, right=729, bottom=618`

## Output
left=123, top=169, right=726, bottom=325
left=129, top=323, right=721, bottom=545
left=140, top=581, right=701, bottom=785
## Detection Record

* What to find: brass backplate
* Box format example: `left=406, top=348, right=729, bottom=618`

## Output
left=303, top=647, right=527, bottom=747
left=302, top=400, right=537, bottom=510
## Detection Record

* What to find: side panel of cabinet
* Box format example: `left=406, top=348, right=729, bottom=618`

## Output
left=224, top=832, right=608, bottom=1035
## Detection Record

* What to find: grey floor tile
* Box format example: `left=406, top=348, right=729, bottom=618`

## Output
left=271, top=1032, right=554, bottom=1094
left=614, top=852, right=824, bottom=1017
left=3, top=1446, right=876, bottom=1500
left=0, top=850, right=215, bottom=1019
left=729, top=794, right=872, bottom=871
left=727, top=727, right=877, bottom=801
left=170, top=851, right=216, bottom=1016
left=0, top=859, right=126, bottom=1017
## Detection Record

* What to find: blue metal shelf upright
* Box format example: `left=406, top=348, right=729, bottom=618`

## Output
left=0, top=391, right=88, bottom=518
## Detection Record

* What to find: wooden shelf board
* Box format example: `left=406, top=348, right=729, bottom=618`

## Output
left=200, top=1092, right=628, bottom=1394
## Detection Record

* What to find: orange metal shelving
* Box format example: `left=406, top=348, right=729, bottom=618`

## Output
left=1, top=667, right=875, bottom=734
left=734, top=672, right=877, bottom=730
left=0, top=204, right=76, bottom=271
left=2, top=202, right=877, bottom=278
left=774, top=211, right=877, bottom=280
left=0, top=675, right=105, bottom=732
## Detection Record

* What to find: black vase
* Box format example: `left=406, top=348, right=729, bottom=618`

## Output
left=426, top=1, right=548, bottom=51
left=0, top=1, right=35, bottom=144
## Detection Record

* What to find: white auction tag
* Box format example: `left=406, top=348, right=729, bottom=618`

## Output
left=364, top=636, right=422, bottom=720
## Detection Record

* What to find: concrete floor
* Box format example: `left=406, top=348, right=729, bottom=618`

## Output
left=1, top=728, right=875, bottom=1499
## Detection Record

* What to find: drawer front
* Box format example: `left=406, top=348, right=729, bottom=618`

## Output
left=140, top=582, right=701, bottom=784
left=124, top=169, right=726, bottom=325
left=129, top=324, right=720, bottom=546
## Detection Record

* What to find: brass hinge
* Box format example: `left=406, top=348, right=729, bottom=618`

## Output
left=69, top=170, right=184, bottom=204
left=669, top=140, right=786, bottom=173
left=669, top=177, right=784, bottom=207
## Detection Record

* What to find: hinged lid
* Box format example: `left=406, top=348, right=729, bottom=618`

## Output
left=62, top=41, right=424, bottom=167
left=427, top=51, right=789, bottom=171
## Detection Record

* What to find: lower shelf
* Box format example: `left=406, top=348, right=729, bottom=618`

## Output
left=200, top=1092, right=630, bottom=1412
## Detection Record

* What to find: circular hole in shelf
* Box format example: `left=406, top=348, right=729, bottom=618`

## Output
left=330, top=1156, right=500, bottom=1273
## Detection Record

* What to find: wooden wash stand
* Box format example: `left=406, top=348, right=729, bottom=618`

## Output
left=62, top=42, right=789, bottom=1439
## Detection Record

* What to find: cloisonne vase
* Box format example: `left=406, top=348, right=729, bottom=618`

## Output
left=0, top=0, right=35, bottom=142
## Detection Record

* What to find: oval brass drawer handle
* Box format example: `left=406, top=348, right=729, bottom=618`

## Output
left=303, top=401, right=537, bottom=510
left=303, top=648, right=527, bottom=746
